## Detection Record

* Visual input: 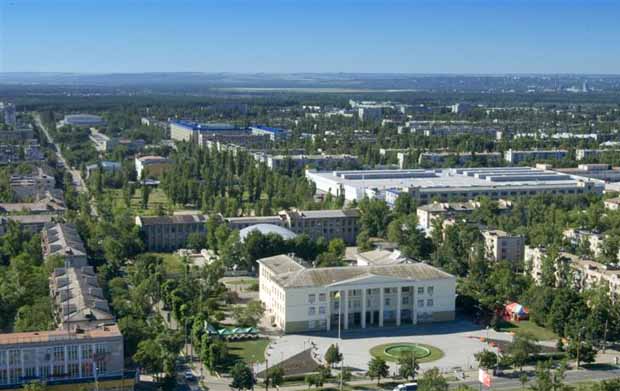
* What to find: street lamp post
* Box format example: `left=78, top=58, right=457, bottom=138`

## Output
left=338, top=290, right=344, bottom=391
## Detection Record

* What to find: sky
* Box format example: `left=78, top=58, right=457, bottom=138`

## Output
left=1, top=0, right=619, bottom=74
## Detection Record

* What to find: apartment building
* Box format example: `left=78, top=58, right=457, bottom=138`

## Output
left=417, top=152, right=501, bottom=166
left=9, top=167, right=56, bottom=201
left=604, top=197, right=620, bottom=211
left=89, top=129, right=118, bottom=152
left=0, top=193, right=65, bottom=215
left=504, top=149, right=568, bottom=164
left=482, top=229, right=525, bottom=262
left=563, top=228, right=604, bottom=257
left=253, top=153, right=359, bottom=171
left=416, top=199, right=512, bottom=233
left=42, top=223, right=88, bottom=267
left=250, top=126, right=290, bottom=141
left=258, top=254, right=456, bottom=333
left=0, top=215, right=56, bottom=235
left=0, top=324, right=131, bottom=391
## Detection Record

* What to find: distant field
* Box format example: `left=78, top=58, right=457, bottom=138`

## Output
left=217, top=87, right=418, bottom=93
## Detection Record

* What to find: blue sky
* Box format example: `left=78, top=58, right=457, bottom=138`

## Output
left=1, top=0, right=619, bottom=74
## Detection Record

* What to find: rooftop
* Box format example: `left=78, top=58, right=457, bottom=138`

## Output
left=0, top=323, right=121, bottom=346
left=171, top=119, right=241, bottom=131
left=43, top=223, right=86, bottom=259
left=259, top=254, right=453, bottom=288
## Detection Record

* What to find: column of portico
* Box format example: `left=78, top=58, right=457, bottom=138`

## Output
left=412, top=286, right=418, bottom=325
left=326, top=292, right=331, bottom=331
left=396, top=286, right=402, bottom=326
left=379, top=288, right=384, bottom=327
left=343, top=290, right=349, bottom=330
left=361, top=289, right=367, bottom=328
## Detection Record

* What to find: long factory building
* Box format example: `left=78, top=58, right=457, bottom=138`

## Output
left=305, top=166, right=604, bottom=203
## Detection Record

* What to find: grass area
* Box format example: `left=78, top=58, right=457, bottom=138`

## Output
left=143, top=252, right=185, bottom=274
left=369, top=342, right=443, bottom=363
left=224, top=278, right=258, bottom=286
left=228, top=338, right=270, bottom=364
left=107, top=187, right=177, bottom=215
left=497, top=320, right=558, bottom=341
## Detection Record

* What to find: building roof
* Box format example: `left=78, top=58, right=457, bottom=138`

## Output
left=43, top=223, right=86, bottom=259
left=251, top=125, right=289, bottom=134
left=605, top=197, right=620, bottom=205
left=137, top=214, right=208, bottom=226
left=283, top=208, right=359, bottom=219
left=171, top=119, right=241, bottom=131
left=258, top=254, right=454, bottom=288
left=51, top=266, right=114, bottom=325
left=0, top=323, right=121, bottom=346
left=357, top=249, right=413, bottom=266
left=239, top=224, right=297, bottom=242
left=136, top=155, right=171, bottom=164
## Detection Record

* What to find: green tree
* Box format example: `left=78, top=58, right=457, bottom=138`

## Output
left=418, top=367, right=448, bottom=391
left=509, top=334, right=541, bottom=372
left=368, top=356, right=389, bottom=385
left=231, top=361, right=255, bottom=390
left=23, top=382, right=47, bottom=391
left=398, top=351, right=419, bottom=381
left=325, top=344, right=343, bottom=368
left=265, top=366, right=284, bottom=388
left=474, top=350, right=498, bottom=370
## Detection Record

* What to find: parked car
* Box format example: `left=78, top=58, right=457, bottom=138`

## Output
left=184, top=370, right=195, bottom=381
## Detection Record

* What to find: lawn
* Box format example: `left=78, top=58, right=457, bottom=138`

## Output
left=369, top=342, right=443, bottom=363
left=228, top=338, right=270, bottom=364
left=143, top=252, right=185, bottom=274
left=496, top=320, right=557, bottom=341
left=107, top=187, right=177, bottom=215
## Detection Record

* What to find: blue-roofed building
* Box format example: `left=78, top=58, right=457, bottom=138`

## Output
left=250, top=125, right=290, bottom=141
left=170, top=119, right=244, bottom=142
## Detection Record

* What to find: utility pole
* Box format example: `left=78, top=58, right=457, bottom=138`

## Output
left=576, top=327, right=583, bottom=369
left=338, top=290, right=343, bottom=391
left=603, top=319, right=609, bottom=353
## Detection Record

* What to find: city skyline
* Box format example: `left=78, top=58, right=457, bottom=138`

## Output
left=1, top=0, right=619, bottom=74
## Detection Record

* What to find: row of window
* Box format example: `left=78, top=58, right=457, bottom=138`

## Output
left=308, top=286, right=434, bottom=304
left=418, top=187, right=584, bottom=200
left=309, top=298, right=434, bottom=315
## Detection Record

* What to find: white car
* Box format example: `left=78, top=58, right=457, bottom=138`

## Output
left=393, top=383, right=418, bottom=391
left=184, top=370, right=195, bottom=381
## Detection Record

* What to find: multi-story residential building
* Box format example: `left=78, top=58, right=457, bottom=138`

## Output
left=563, top=228, right=604, bottom=257
left=250, top=126, right=290, bottom=141
left=57, top=114, right=106, bottom=128
left=358, top=106, right=383, bottom=122
left=416, top=199, right=512, bottom=233
left=51, top=266, right=115, bottom=331
left=135, top=213, right=209, bottom=252
left=0, top=192, right=66, bottom=215
left=169, top=120, right=246, bottom=142
left=253, top=153, right=359, bottom=171
left=85, top=161, right=122, bottom=179
left=0, top=323, right=131, bottom=391
left=134, top=155, right=172, bottom=179
left=0, top=215, right=56, bottom=235
left=417, top=151, right=501, bottom=166
left=42, top=223, right=88, bottom=267
left=1, top=102, right=17, bottom=127
left=526, top=246, right=620, bottom=299
left=258, top=254, right=456, bottom=333
left=137, top=209, right=361, bottom=251
left=482, top=229, right=525, bottom=262
left=306, top=167, right=604, bottom=203
left=504, top=149, right=569, bottom=164
left=9, top=167, right=56, bottom=202
left=89, top=129, right=118, bottom=152
left=576, top=149, right=620, bottom=161
left=604, top=197, right=620, bottom=211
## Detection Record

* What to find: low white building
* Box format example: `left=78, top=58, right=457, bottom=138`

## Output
left=258, top=254, right=456, bottom=333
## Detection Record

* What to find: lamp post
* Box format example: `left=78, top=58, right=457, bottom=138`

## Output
left=338, top=290, right=344, bottom=391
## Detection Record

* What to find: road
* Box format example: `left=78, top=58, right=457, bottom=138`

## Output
left=34, top=113, right=87, bottom=193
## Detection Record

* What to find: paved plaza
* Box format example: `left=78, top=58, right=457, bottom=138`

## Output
left=257, top=319, right=512, bottom=374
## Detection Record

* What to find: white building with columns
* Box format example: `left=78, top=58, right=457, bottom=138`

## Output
left=258, top=254, right=456, bottom=333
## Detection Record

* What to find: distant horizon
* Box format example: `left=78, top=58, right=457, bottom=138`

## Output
left=2, top=0, right=619, bottom=74
left=2, top=71, right=620, bottom=76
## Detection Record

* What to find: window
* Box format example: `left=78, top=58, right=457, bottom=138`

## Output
left=67, top=345, right=78, bottom=361
left=402, top=287, right=410, bottom=292
left=385, top=298, right=391, bottom=306
left=417, top=287, right=424, bottom=294
left=53, top=346, right=64, bottom=362
left=308, top=294, right=316, bottom=304
left=402, top=296, right=409, bottom=305
left=334, top=301, right=339, bottom=310
left=427, top=299, right=434, bottom=307
left=308, top=307, right=316, bottom=316
left=8, top=350, right=19, bottom=366
left=319, top=293, right=326, bottom=302
left=427, top=286, right=434, bottom=295
left=309, top=320, right=317, bottom=329
left=319, top=306, right=326, bottom=315
left=417, top=299, right=425, bottom=307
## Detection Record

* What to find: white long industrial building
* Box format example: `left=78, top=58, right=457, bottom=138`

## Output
left=305, top=167, right=604, bottom=203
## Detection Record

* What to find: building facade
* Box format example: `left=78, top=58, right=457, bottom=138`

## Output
left=134, top=155, right=172, bottom=179
left=0, top=324, right=131, bottom=391
left=258, top=254, right=456, bottom=333
left=482, top=229, right=525, bottom=262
